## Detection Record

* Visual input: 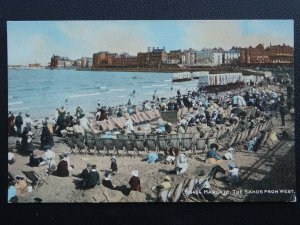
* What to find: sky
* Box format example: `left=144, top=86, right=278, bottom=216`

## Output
left=7, top=20, right=294, bottom=66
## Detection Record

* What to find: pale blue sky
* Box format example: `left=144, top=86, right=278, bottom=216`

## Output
left=7, top=20, right=293, bottom=65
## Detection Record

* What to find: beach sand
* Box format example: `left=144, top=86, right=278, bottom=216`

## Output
left=8, top=115, right=295, bottom=203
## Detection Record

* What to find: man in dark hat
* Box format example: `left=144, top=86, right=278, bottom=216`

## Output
left=15, top=112, right=23, bottom=137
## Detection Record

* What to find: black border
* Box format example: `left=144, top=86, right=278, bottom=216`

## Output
left=1, top=0, right=300, bottom=224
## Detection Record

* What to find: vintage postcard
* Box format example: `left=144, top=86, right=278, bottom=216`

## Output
left=7, top=20, right=295, bottom=203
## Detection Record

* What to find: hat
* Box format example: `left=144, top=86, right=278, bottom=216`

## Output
left=164, top=176, right=171, bottom=181
left=210, top=143, right=219, bottom=150
left=15, top=175, right=25, bottom=180
left=104, top=171, right=111, bottom=178
left=59, top=154, right=64, bottom=159
left=86, top=163, right=92, bottom=168
left=27, top=131, right=33, bottom=136
left=227, top=147, right=234, bottom=152
left=43, top=145, right=52, bottom=151
left=111, top=156, right=116, bottom=161
left=228, top=161, right=237, bottom=168
left=131, top=170, right=139, bottom=177
left=25, top=113, right=30, bottom=117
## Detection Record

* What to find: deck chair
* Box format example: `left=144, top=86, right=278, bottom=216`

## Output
left=145, top=139, right=157, bottom=152
left=135, top=133, right=146, bottom=140
left=182, top=178, right=196, bottom=202
left=123, top=139, right=135, bottom=156
left=113, top=139, right=126, bottom=155
left=127, top=133, right=136, bottom=140
left=133, top=139, right=145, bottom=155
left=193, top=178, right=210, bottom=201
left=180, top=138, right=194, bottom=154
left=66, top=137, right=76, bottom=154
left=147, top=134, right=157, bottom=140
left=157, top=138, right=169, bottom=153
left=103, top=138, right=114, bottom=155
left=168, top=138, right=180, bottom=148
left=85, top=138, right=95, bottom=154
left=170, top=182, right=184, bottom=202
left=228, top=134, right=237, bottom=147
left=94, top=138, right=104, bottom=154
left=22, top=171, right=48, bottom=189
left=207, top=137, right=217, bottom=147
left=194, top=138, right=207, bottom=155
left=76, top=139, right=86, bottom=154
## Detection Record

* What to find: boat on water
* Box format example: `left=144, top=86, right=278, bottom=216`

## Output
left=172, top=72, right=192, bottom=82
left=132, top=76, right=137, bottom=79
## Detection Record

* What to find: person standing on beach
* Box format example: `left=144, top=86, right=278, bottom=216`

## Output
left=279, top=104, right=288, bottom=126
left=15, top=112, right=23, bottom=137
left=8, top=112, right=15, bottom=136
left=23, top=113, right=33, bottom=131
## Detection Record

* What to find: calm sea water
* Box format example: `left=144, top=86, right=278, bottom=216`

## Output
left=8, top=69, right=199, bottom=120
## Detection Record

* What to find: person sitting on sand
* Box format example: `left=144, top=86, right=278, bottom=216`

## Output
left=110, top=156, right=118, bottom=174
left=14, top=175, right=28, bottom=197
left=226, top=161, right=240, bottom=185
left=75, top=164, right=100, bottom=190
left=147, top=151, right=159, bottom=164
left=165, top=147, right=179, bottom=164
left=8, top=179, right=18, bottom=203
left=22, top=131, right=35, bottom=155
left=29, top=150, right=44, bottom=167
left=73, top=163, right=92, bottom=179
left=152, top=175, right=172, bottom=194
left=206, top=143, right=222, bottom=164
left=38, top=147, right=55, bottom=166
left=129, top=170, right=141, bottom=192
left=174, top=152, right=188, bottom=175
left=53, top=154, right=69, bottom=177
left=8, top=151, right=15, bottom=165
left=102, top=171, right=115, bottom=190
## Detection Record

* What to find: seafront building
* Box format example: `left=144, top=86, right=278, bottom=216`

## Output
left=240, top=43, right=293, bottom=65
left=49, top=43, right=293, bottom=69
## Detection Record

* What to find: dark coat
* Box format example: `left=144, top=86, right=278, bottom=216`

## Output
left=110, top=161, right=118, bottom=172
left=15, top=115, right=23, bottom=126
left=56, top=160, right=69, bottom=177
left=129, top=176, right=141, bottom=192
left=102, top=179, right=114, bottom=190
left=41, top=126, right=54, bottom=148
left=29, top=155, right=43, bottom=167
left=85, top=170, right=100, bottom=188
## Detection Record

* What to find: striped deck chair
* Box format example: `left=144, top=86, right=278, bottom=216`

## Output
left=194, top=138, right=207, bottom=155
left=182, top=178, right=196, bottom=202
left=103, top=138, right=114, bottom=155
left=123, top=139, right=135, bottom=156
left=135, top=133, right=146, bottom=140
left=154, top=109, right=161, bottom=119
left=133, top=139, right=145, bottom=155
left=147, top=134, right=157, bottom=140
left=170, top=182, right=184, bottom=202
left=127, top=133, right=136, bottom=139
left=181, top=138, right=194, bottom=154
left=111, top=118, right=123, bottom=129
left=157, top=138, right=169, bottom=153
left=168, top=138, right=180, bottom=149
left=207, top=137, right=217, bottom=147
left=145, top=111, right=155, bottom=121
left=140, top=112, right=151, bottom=123
left=94, top=138, right=104, bottom=154
left=97, top=121, right=108, bottom=131
left=113, top=139, right=126, bottom=156
left=130, top=115, right=139, bottom=124
left=135, top=113, right=144, bottom=124
left=145, top=138, right=157, bottom=152
left=107, top=119, right=116, bottom=130
left=119, top=117, right=127, bottom=127
left=228, top=134, right=237, bottom=147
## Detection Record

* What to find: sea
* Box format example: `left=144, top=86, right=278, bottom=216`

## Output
left=8, top=69, right=199, bottom=120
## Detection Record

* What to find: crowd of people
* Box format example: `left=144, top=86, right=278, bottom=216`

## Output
left=8, top=72, right=294, bottom=202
